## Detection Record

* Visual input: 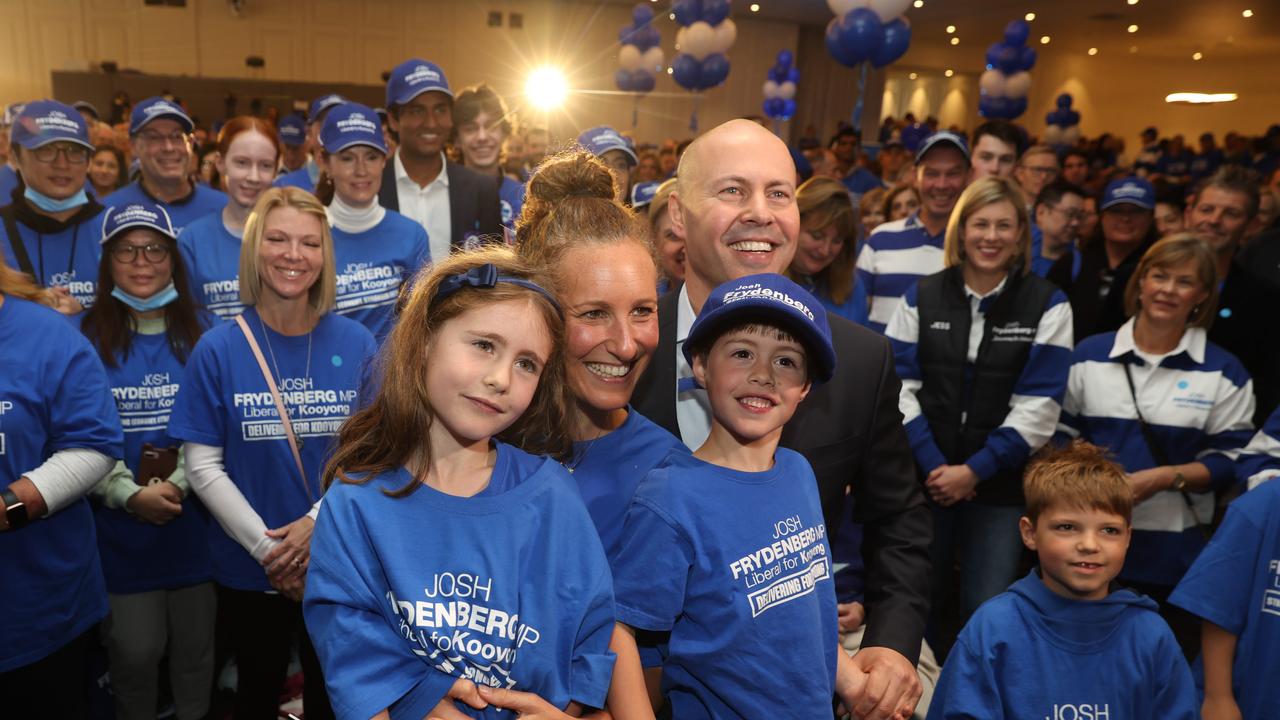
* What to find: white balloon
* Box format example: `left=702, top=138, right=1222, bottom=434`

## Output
left=618, top=45, right=643, bottom=72
left=1063, top=125, right=1081, bottom=145
left=642, top=46, right=665, bottom=72
left=868, top=0, right=911, bottom=22
left=763, top=80, right=780, bottom=100
left=675, top=26, right=687, bottom=52
left=827, top=0, right=868, bottom=15
left=1003, top=71, right=1032, bottom=99
left=684, top=21, right=716, bottom=60
left=712, top=18, right=737, bottom=53
left=778, top=81, right=797, bottom=100
left=1042, top=125, right=1064, bottom=145
left=979, top=69, right=1006, bottom=98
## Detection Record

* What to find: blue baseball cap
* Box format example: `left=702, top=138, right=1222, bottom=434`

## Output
left=130, top=97, right=193, bottom=135
left=100, top=201, right=177, bottom=245
left=309, top=94, right=347, bottom=123
left=578, top=126, right=637, bottom=164
left=1101, top=176, right=1155, bottom=211
left=11, top=100, right=93, bottom=150
left=72, top=101, right=101, bottom=120
left=631, top=181, right=660, bottom=208
left=320, top=103, right=388, bottom=155
left=278, top=114, right=307, bottom=146
left=386, top=59, right=453, bottom=107
left=915, top=131, right=970, bottom=164
left=684, top=273, right=836, bottom=384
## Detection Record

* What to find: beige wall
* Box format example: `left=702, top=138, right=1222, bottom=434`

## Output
left=0, top=0, right=800, bottom=144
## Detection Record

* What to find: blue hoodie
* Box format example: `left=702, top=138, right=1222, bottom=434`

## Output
left=927, top=571, right=1198, bottom=720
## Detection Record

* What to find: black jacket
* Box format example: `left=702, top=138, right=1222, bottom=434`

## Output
left=378, top=153, right=502, bottom=251
left=913, top=267, right=1061, bottom=504
left=1047, top=237, right=1150, bottom=344
left=1209, top=256, right=1280, bottom=424
left=631, top=287, right=932, bottom=662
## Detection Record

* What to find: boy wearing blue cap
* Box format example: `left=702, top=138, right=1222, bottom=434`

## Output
left=0, top=99, right=105, bottom=312
left=611, top=273, right=873, bottom=718
left=274, top=94, right=346, bottom=191
left=276, top=113, right=308, bottom=174
left=105, top=97, right=226, bottom=235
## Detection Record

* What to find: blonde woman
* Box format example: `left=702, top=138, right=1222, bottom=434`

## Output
left=168, top=187, right=376, bottom=719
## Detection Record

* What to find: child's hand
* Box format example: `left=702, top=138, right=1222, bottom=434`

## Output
left=126, top=481, right=183, bottom=525
left=837, top=601, right=866, bottom=632
left=427, top=678, right=489, bottom=719
left=1201, top=694, right=1243, bottom=720
left=925, top=465, right=978, bottom=507
left=475, top=685, right=577, bottom=718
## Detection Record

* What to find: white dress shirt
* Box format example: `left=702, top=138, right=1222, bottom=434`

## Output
left=394, top=150, right=451, bottom=263
left=675, top=284, right=713, bottom=450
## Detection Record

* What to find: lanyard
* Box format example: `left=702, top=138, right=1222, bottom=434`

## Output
left=35, top=222, right=81, bottom=286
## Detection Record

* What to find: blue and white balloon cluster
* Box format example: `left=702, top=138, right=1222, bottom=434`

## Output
left=670, top=0, right=737, bottom=92
left=617, top=4, right=664, bottom=93
left=761, top=50, right=799, bottom=122
left=823, top=0, right=913, bottom=69
left=1043, top=94, right=1082, bottom=147
left=978, top=20, right=1038, bottom=120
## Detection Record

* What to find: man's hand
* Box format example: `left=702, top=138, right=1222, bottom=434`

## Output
left=838, top=646, right=922, bottom=720
left=471, top=685, right=577, bottom=719
left=925, top=464, right=978, bottom=507
left=425, top=678, right=489, bottom=719
left=125, top=481, right=183, bottom=525
left=838, top=601, right=866, bottom=633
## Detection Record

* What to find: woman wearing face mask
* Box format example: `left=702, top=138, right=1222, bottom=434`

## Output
left=80, top=201, right=215, bottom=720
left=0, top=100, right=105, bottom=314
left=179, top=117, right=280, bottom=319
left=787, top=177, right=869, bottom=325
left=886, top=177, right=1074, bottom=634
left=316, top=102, right=429, bottom=343
left=89, top=146, right=127, bottom=199
left=453, top=84, right=526, bottom=234
left=168, top=187, right=376, bottom=720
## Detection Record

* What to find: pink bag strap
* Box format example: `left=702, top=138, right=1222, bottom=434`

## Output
left=234, top=314, right=313, bottom=502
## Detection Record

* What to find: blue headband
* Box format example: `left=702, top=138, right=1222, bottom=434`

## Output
left=434, top=263, right=561, bottom=315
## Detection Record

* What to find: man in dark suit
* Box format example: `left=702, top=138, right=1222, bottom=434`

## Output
left=378, top=58, right=501, bottom=262
left=632, top=119, right=932, bottom=720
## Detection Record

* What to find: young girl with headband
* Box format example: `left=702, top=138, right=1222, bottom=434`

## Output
left=305, top=246, right=626, bottom=719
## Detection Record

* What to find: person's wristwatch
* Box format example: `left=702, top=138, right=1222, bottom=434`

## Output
left=1171, top=471, right=1187, bottom=492
left=2, top=488, right=30, bottom=530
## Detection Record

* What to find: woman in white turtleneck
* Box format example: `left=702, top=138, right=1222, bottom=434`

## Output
left=316, top=101, right=429, bottom=343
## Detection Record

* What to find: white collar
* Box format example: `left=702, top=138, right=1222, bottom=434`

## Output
left=325, top=194, right=386, bottom=234
left=677, top=283, right=696, bottom=343
left=963, top=274, right=1009, bottom=303
left=394, top=150, right=449, bottom=189
left=1109, top=317, right=1206, bottom=364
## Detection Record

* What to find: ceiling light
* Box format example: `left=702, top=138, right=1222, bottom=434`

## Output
left=668, top=12, right=675, bottom=19
left=1128, top=24, right=1139, bottom=33
left=950, top=37, right=960, bottom=45
left=1088, top=47, right=1098, bottom=55
left=1192, top=51, right=1203, bottom=60
left=525, top=67, right=569, bottom=111
left=946, top=25, right=956, bottom=33
left=1040, top=35, right=1051, bottom=44
left=944, top=69, right=954, bottom=77
left=750, top=3, right=760, bottom=11
left=1166, top=92, right=1238, bottom=104
left=1242, top=9, right=1253, bottom=18
left=1129, top=45, right=1138, bottom=53
left=1025, top=12, right=1036, bottom=21
left=913, top=0, right=924, bottom=7
left=1127, top=0, right=1138, bottom=5
left=909, top=72, right=918, bottom=80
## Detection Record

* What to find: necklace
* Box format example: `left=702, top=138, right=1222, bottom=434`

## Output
left=564, top=429, right=609, bottom=475
left=258, top=312, right=313, bottom=450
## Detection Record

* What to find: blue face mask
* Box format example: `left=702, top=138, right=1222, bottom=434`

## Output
left=112, top=282, right=178, bottom=312
left=24, top=185, right=89, bottom=213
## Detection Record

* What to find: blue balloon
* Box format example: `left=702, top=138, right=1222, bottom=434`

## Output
left=777, top=50, right=794, bottom=68
left=768, top=66, right=785, bottom=83
left=997, top=46, right=1021, bottom=74
left=764, top=97, right=782, bottom=117
left=1004, top=19, right=1030, bottom=47
left=985, top=42, right=1003, bottom=68
left=984, top=95, right=1013, bottom=118
left=787, top=67, right=801, bottom=83
left=780, top=98, right=797, bottom=119
left=671, top=53, right=701, bottom=90
left=673, top=0, right=702, bottom=27
left=825, top=17, right=864, bottom=67
left=619, top=26, right=634, bottom=44
left=699, top=53, right=730, bottom=89
left=1066, top=110, right=1081, bottom=126
left=838, top=8, right=884, bottom=57
left=871, top=17, right=911, bottom=68
left=702, top=0, right=730, bottom=26
left=1045, top=111, right=1058, bottom=126
left=1056, top=93, right=1072, bottom=109
left=615, top=69, right=636, bottom=92
left=1018, top=45, right=1037, bottom=71
left=632, top=4, right=654, bottom=25
left=762, top=99, right=776, bottom=118
left=1009, top=97, right=1028, bottom=119
left=633, top=70, right=656, bottom=93
left=637, top=25, right=662, bottom=51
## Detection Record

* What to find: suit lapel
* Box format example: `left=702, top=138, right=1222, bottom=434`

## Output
left=631, top=286, right=681, bottom=436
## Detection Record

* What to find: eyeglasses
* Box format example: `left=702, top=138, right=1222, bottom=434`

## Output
left=31, top=144, right=90, bottom=164
left=1049, top=205, right=1086, bottom=222
left=110, top=243, right=170, bottom=263
left=1022, top=165, right=1059, bottom=178
left=138, top=131, right=188, bottom=147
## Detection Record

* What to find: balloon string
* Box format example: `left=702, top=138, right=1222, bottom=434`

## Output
left=852, top=62, right=868, bottom=130
left=633, top=94, right=639, bottom=129
left=690, top=91, right=700, bottom=133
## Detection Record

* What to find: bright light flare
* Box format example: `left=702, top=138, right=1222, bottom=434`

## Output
left=525, top=67, right=569, bottom=111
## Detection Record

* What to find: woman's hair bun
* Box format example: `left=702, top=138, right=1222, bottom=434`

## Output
left=526, top=151, right=616, bottom=205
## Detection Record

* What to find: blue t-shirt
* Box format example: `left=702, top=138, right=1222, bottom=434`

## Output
left=927, top=571, right=1198, bottom=720
left=795, top=274, right=870, bottom=327
left=0, top=296, right=123, bottom=672
left=178, top=210, right=243, bottom=318
left=331, top=211, right=430, bottom=343
left=1189, top=150, right=1224, bottom=181
left=274, top=163, right=318, bottom=191
left=167, top=307, right=376, bottom=591
left=0, top=165, right=19, bottom=202
left=86, top=323, right=213, bottom=595
left=569, top=408, right=685, bottom=564
left=842, top=167, right=885, bottom=196
left=305, top=444, right=616, bottom=720
left=1170, top=478, right=1280, bottom=719
left=104, top=181, right=227, bottom=236
left=612, top=448, right=839, bottom=719
left=499, top=176, right=525, bottom=232
left=0, top=203, right=105, bottom=308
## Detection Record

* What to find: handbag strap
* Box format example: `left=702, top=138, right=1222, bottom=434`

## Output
left=234, top=314, right=313, bottom=502
left=1, top=206, right=36, bottom=278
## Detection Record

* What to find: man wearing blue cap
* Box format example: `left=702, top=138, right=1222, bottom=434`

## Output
left=578, top=125, right=636, bottom=203
left=0, top=100, right=106, bottom=312
left=274, top=94, right=346, bottom=191
left=378, top=58, right=500, bottom=261
left=857, top=130, right=971, bottom=333
left=105, top=97, right=226, bottom=235
left=276, top=113, right=308, bottom=174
